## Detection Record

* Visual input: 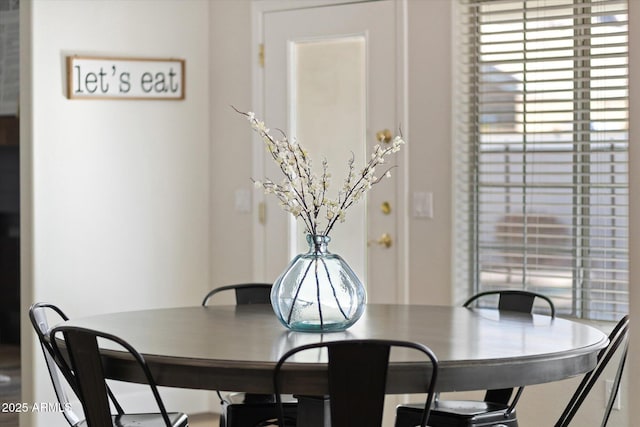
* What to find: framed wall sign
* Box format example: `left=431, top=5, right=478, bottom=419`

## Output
left=67, top=56, right=185, bottom=100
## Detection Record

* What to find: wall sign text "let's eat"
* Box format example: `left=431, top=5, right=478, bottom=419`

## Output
left=67, top=56, right=185, bottom=100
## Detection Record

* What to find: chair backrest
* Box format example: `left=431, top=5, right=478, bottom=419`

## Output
left=554, top=315, right=629, bottom=427
left=463, top=290, right=555, bottom=407
left=50, top=325, right=174, bottom=427
left=202, top=283, right=275, bottom=405
left=202, top=283, right=272, bottom=306
left=29, top=302, right=126, bottom=427
left=464, top=290, right=556, bottom=317
left=28, top=303, right=82, bottom=426
left=273, top=339, right=438, bottom=427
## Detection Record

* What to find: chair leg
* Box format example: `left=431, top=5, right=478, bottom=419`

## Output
left=295, top=396, right=330, bottom=427
left=394, top=405, right=421, bottom=427
left=484, top=388, right=513, bottom=405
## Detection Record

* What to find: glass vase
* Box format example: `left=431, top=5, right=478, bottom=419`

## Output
left=271, top=234, right=366, bottom=332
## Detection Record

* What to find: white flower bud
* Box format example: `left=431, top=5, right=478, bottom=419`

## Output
left=245, top=111, right=404, bottom=236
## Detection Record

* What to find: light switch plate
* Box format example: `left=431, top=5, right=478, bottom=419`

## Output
left=605, top=379, right=622, bottom=410
left=413, top=192, right=433, bottom=219
left=234, top=189, right=251, bottom=213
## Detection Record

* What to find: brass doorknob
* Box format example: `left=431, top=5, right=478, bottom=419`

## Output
left=368, top=233, right=392, bottom=248
left=376, top=129, right=393, bottom=144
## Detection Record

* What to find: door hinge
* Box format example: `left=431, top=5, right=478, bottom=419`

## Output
left=258, top=201, right=266, bottom=225
left=259, top=43, right=265, bottom=68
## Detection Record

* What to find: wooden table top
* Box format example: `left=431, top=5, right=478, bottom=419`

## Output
left=62, top=304, right=608, bottom=395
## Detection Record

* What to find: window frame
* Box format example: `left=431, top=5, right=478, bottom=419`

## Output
left=454, top=0, right=629, bottom=320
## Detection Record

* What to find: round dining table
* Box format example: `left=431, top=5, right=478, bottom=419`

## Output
left=61, top=304, right=607, bottom=424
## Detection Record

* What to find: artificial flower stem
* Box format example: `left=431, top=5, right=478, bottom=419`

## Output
left=314, top=257, right=324, bottom=328
left=320, top=257, right=349, bottom=320
left=286, top=258, right=314, bottom=325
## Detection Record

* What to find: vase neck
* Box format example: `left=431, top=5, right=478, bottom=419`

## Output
left=307, top=234, right=330, bottom=254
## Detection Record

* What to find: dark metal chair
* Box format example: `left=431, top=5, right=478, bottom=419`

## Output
left=202, top=283, right=297, bottom=427
left=202, top=283, right=273, bottom=306
left=48, top=322, right=188, bottom=427
left=460, top=290, right=555, bottom=407
left=395, top=290, right=556, bottom=427
left=555, top=314, right=629, bottom=427
left=29, top=302, right=144, bottom=427
left=274, top=339, right=439, bottom=427
left=29, top=303, right=86, bottom=426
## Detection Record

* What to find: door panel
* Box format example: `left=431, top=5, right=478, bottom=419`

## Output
left=259, top=0, right=401, bottom=304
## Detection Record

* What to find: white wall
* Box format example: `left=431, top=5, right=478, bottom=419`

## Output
left=21, top=0, right=212, bottom=425
left=208, top=0, right=255, bottom=291
left=406, top=0, right=454, bottom=306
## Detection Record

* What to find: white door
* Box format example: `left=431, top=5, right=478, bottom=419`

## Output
left=253, top=0, right=407, bottom=305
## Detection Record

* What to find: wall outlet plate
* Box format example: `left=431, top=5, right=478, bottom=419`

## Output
left=605, top=379, right=621, bottom=410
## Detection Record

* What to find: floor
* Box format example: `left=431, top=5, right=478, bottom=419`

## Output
left=190, top=412, right=219, bottom=426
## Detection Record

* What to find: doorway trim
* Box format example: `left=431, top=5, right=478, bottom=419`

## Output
left=250, top=0, right=410, bottom=303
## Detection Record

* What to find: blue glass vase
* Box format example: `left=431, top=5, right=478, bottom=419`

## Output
left=271, top=234, right=366, bottom=332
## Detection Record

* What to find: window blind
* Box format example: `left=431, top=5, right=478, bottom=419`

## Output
left=453, top=0, right=629, bottom=320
